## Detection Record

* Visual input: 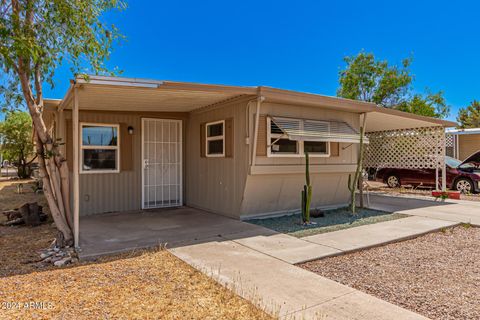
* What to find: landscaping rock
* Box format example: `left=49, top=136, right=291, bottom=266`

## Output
left=53, top=257, right=71, bottom=267
left=310, top=210, right=325, bottom=218
left=40, top=251, right=54, bottom=259
left=38, top=246, right=78, bottom=267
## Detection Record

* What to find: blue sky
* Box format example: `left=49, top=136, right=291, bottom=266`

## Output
left=41, top=0, right=480, bottom=122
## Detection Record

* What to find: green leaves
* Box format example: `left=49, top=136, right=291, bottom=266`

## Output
left=457, top=100, right=480, bottom=128
left=0, top=111, right=34, bottom=163
left=0, top=0, right=126, bottom=109
left=337, top=51, right=450, bottom=119
left=397, top=91, right=450, bottom=119
left=337, top=51, right=412, bottom=107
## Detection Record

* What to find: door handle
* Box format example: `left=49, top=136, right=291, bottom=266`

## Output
left=144, top=159, right=149, bottom=169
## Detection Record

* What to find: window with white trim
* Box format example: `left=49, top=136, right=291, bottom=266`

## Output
left=269, top=118, right=300, bottom=156
left=206, top=120, right=225, bottom=157
left=80, top=123, right=120, bottom=173
left=267, top=117, right=330, bottom=157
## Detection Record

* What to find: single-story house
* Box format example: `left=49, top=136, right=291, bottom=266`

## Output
left=44, top=76, right=455, bottom=247
left=446, top=128, right=480, bottom=160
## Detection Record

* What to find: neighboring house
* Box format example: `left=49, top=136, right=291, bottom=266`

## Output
left=446, top=128, right=480, bottom=160
left=43, top=76, right=455, bottom=247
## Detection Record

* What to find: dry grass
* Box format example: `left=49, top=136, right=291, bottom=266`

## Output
left=0, top=248, right=274, bottom=319
left=0, top=180, right=273, bottom=320
left=0, top=179, right=50, bottom=221
left=0, top=224, right=58, bottom=277
left=301, top=226, right=480, bottom=320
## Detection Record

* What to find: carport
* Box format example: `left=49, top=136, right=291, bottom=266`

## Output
left=364, top=109, right=456, bottom=191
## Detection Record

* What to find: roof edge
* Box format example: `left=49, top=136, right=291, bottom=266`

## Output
left=372, top=108, right=457, bottom=128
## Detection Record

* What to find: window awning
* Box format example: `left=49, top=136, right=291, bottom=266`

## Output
left=271, top=116, right=368, bottom=144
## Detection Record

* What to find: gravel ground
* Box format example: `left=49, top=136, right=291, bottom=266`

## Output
left=300, top=226, right=480, bottom=320
left=248, top=207, right=406, bottom=237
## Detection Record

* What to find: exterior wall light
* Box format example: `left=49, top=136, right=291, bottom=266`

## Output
left=128, top=126, right=134, bottom=135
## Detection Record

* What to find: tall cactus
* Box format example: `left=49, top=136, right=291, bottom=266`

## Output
left=348, top=116, right=367, bottom=215
left=301, top=152, right=312, bottom=224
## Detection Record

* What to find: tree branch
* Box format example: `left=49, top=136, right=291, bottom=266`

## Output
left=26, top=153, right=37, bottom=165
left=34, top=62, right=43, bottom=106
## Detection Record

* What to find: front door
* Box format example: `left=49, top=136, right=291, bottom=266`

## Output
left=142, top=118, right=182, bottom=209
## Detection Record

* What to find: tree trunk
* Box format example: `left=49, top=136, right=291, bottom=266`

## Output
left=34, top=133, right=73, bottom=246
left=17, top=68, right=73, bottom=247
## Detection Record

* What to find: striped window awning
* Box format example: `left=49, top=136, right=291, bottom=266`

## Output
left=271, top=116, right=368, bottom=144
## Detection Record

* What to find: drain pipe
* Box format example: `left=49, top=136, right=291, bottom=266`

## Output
left=251, top=94, right=265, bottom=167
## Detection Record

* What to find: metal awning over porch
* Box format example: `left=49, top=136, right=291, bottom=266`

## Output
left=55, top=75, right=259, bottom=112
left=271, top=116, right=368, bottom=144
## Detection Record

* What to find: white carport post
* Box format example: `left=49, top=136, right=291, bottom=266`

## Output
left=442, top=129, right=447, bottom=192
left=73, top=86, right=80, bottom=248
left=436, top=128, right=447, bottom=192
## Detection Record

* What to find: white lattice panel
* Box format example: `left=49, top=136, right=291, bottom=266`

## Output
left=364, top=127, right=445, bottom=169
left=445, top=134, right=455, bottom=157
left=445, top=134, right=454, bottom=148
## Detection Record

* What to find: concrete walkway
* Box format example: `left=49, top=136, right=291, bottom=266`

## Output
left=302, top=216, right=457, bottom=254
left=171, top=239, right=426, bottom=320
left=367, top=193, right=480, bottom=225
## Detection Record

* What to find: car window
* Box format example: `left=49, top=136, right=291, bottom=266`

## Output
left=445, top=156, right=461, bottom=168
left=459, top=162, right=480, bottom=170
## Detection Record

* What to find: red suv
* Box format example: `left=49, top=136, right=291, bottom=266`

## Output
left=375, top=151, right=480, bottom=194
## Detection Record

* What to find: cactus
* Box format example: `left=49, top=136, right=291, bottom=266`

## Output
left=348, top=118, right=367, bottom=215
left=347, top=173, right=356, bottom=214
left=301, top=152, right=312, bottom=224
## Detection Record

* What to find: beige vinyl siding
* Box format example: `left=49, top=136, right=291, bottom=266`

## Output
left=241, top=102, right=360, bottom=218
left=240, top=173, right=351, bottom=218
left=63, top=110, right=187, bottom=216
left=458, top=134, right=480, bottom=160
left=186, top=98, right=249, bottom=218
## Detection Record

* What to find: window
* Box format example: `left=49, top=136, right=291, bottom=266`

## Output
left=267, top=117, right=330, bottom=157
left=206, top=120, right=225, bottom=157
left=80, top=123, right=120, bottom=173
left=269, top=118, right=299, bottom=155
left=304, top=141, right=328, bottom=154
left=303, top=120, right=329, bottom=156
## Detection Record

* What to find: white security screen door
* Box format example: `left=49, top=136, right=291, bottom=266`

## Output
left=142, top=118, right=182, bottom=209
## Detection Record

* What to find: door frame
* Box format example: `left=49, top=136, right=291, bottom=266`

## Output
left=141, top=118, right=183, bottom=209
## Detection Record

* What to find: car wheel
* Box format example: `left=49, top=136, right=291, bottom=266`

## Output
left=454, top=178, right=473, bottom=194
left=386, top=175, right=400, bottom=188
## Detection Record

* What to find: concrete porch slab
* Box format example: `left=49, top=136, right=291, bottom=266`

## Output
left=78, top=206, right=342, bottom=264
left=78, top=207, right=262, bottom=259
